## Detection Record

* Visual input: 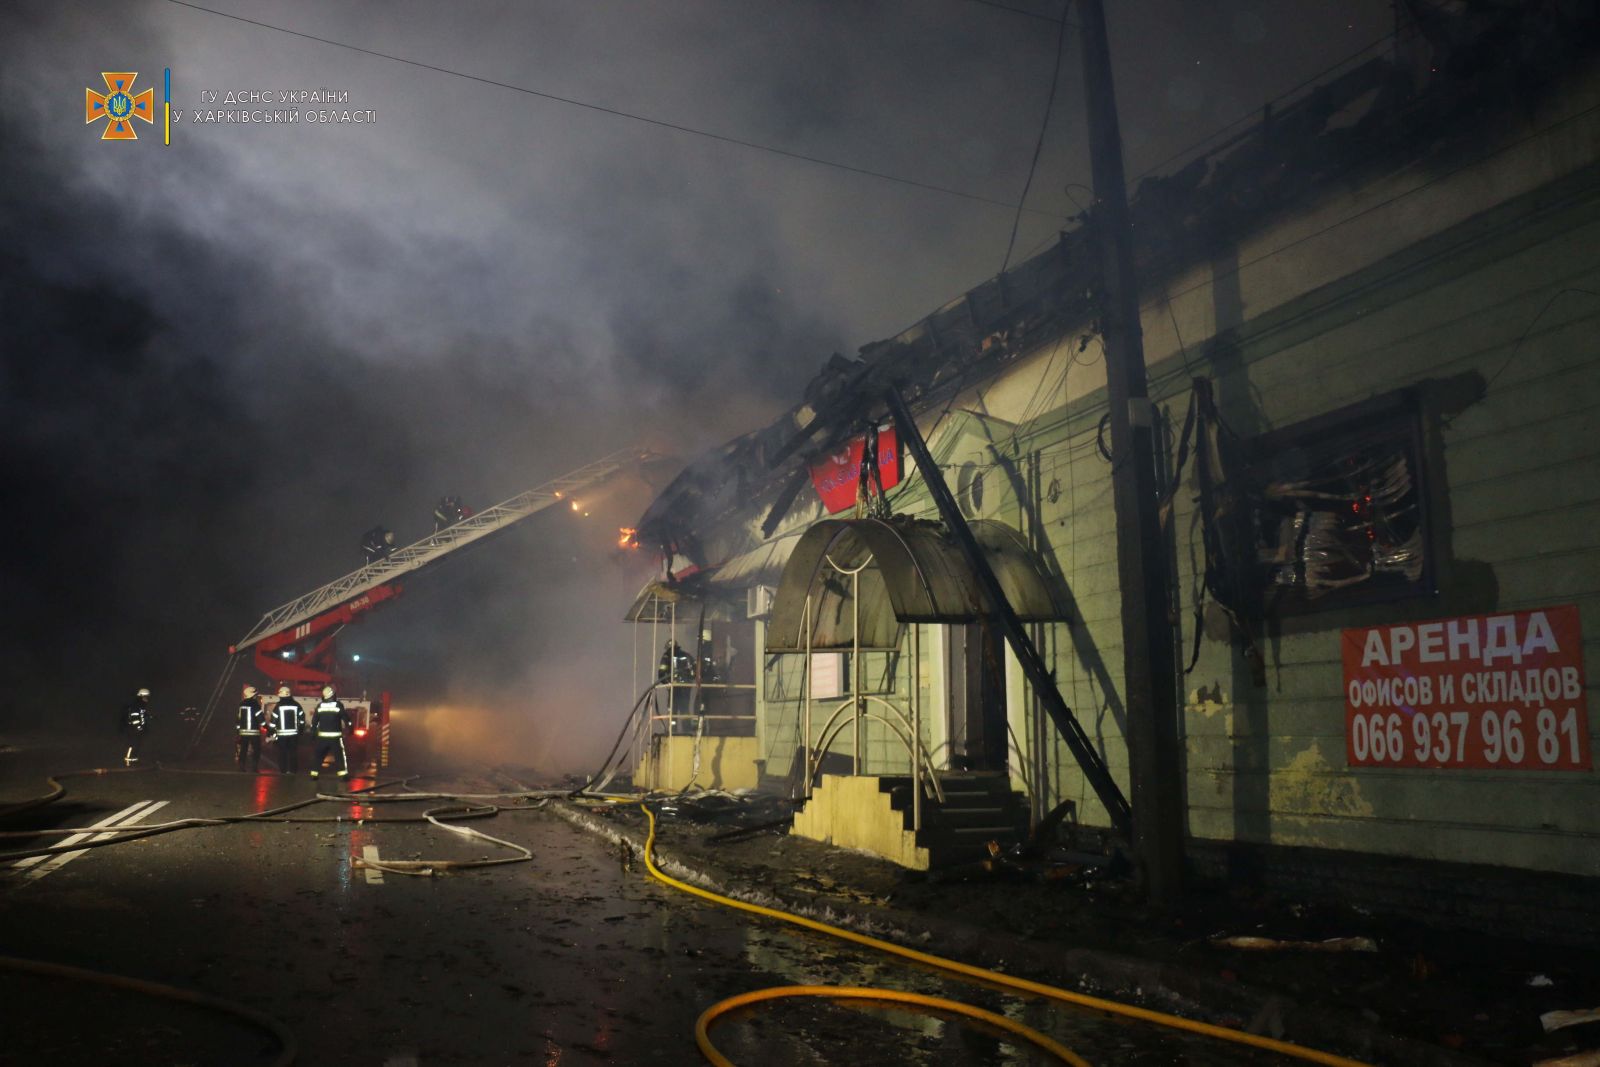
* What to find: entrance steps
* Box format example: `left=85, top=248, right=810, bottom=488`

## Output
left=792, top=771, right=1029, bottom=870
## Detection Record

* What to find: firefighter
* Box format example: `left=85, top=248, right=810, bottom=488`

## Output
left=433, top=495, right=465, bottom=533
left=308, top=684, right=352, bottom=779
left=267, top=684, right=305, bottom=774
left=657, top=641, right=693, bottom=685
left=360, top=526, right=395, bottom=565
left=120, top=687, right=151, bottom=765
left=236, top=684, right=266, bottom=772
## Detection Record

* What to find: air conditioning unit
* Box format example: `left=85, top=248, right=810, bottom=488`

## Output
left=747, top=585, right=775, bottom=619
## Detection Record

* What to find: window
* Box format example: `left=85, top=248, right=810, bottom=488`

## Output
left=1244, top=389, right=1433, bottom=614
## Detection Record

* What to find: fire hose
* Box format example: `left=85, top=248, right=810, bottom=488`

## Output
left=611, top=799, right=1373, bottom=1067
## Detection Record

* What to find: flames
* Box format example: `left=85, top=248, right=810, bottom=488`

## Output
left=618, top=527, right=639, bottom=550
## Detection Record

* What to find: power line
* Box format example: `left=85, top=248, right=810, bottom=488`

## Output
left=1000, top=2, right=1072, bottom=275
left=161, top=0, right=1072, bottom=219
left=960, top=0, right=1069, bottom=24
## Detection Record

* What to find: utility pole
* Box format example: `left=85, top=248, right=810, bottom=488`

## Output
left=1075, top=0, right=1185, bottom=903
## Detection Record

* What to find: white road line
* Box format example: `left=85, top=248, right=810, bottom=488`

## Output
left=11, top=800, right=156, bottom=871
left=362, top=845, right=385, bottom=885
left=22, top=800, right=171, bottom=882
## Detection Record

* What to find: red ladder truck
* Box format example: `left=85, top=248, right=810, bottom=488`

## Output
left=190, top=447, right=658, bottom=768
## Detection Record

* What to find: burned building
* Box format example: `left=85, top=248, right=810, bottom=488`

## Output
left=620, top=3, right=1600, bottom=926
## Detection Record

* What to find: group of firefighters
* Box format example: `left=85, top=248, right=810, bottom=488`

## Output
left=118, top=683, right=358, bottom=777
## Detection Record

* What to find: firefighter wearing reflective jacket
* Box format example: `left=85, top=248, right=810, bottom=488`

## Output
left=267, top=685, right=306, bottom=774
left=121, top=687, right=151, bottom=766
left=309, top=685, right=352, bottom=779
left=236, top=685, right=266, bottom=772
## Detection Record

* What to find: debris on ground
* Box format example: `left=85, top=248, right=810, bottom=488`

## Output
left=1208, top=935, right=1379, bottom=953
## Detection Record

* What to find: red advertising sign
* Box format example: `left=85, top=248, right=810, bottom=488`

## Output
left=809, top=427, right=902, bottom=514
left=1342, top=605, right=1591, bottom=770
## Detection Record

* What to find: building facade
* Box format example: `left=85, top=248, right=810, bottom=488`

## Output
left=628, top=10, right=1600, bottom=919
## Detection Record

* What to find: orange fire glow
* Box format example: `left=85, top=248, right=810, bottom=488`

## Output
left=618, top=527, right=638, bottom=549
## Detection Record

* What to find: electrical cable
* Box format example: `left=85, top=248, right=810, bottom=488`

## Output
left=612, top=799, right=1374, bottom=1067
left=961, top=0, right=1069, bottom=24
left=159, top=0, right=1071, bottom=220
left=1481, top=286, right=1600, bottom=393
left=0, top=955, right=297, bottom=1067
left=1000, top=1, right=1073, bottom=275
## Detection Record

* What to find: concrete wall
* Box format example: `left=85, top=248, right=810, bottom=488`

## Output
left=723, top=62, right=1600, bottom=881
left=876, top=71, right=1600, bottom=878
left=636, top=735, right=760, bottom=793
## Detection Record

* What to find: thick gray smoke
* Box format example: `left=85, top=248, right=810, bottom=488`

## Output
left=0, top=0, right=1392, bottom=769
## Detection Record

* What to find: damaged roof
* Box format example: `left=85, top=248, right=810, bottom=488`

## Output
left=635, top=1, right=1600, bottom=566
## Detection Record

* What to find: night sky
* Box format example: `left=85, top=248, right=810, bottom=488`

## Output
left=0, top=0, right=1393, bottom=769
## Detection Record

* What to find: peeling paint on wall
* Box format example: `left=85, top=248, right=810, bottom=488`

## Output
left=1269, top=744, right=1375, bottom=845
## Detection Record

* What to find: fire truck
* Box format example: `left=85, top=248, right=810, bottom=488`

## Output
left=237, top=584, right=401, bottom=770
left=191, top=448, right=657, bottom=767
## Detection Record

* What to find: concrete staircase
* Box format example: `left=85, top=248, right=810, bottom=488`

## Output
left=791, top=770, right=1028, bottom=870
left=884, top=771, right=1030, bottom=869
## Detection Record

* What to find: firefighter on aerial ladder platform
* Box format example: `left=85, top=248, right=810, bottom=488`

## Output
left=267, top=684, right=305, bottom=774
left=309, top=685, right=352, bottom=779
left=236, top=685, right=266, bottom=772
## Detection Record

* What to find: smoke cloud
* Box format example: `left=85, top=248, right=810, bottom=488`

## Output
left=0, top=0, right=1391, bottom=769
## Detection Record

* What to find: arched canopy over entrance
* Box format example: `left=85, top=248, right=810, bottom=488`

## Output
left=765, top=517, right=1068, bottom=652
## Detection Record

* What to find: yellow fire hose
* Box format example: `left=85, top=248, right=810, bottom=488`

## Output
left=620, top=800, right=1373, bottom=1067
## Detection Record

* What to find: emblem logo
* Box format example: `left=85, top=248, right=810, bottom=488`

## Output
left=86, top=72, right=154, bottom=140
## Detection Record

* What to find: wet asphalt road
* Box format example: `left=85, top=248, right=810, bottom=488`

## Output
left=0, top=741, right=1296, bottom=1066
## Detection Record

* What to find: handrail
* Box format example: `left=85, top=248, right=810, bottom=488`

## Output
left=807, top=695, right=945, bottom=808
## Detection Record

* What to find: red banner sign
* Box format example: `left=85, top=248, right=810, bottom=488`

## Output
left=1342, top=605, right=1591, bottom=770
left=809, top=427, right=902, bottom=514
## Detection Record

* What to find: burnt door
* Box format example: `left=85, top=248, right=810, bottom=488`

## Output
left=945, top=622, right=1008, bottom=771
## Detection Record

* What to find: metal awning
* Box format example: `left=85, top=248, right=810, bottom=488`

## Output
left=623, top=575, right=743, bottom=623
left=765, top=517, right=1069, bottom=651
left=708, top=531, right=804, bottom=589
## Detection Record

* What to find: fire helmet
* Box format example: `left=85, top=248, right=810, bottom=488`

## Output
left=135, top=687, right=151, bottom=698
left=321, top=685, right=335, bottom=699
left=278, top=684, right=291, bottom=697
left=242, top=685, right=257, bottom=698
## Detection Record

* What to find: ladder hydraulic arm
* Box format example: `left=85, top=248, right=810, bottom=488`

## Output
left=231, top=446, right=657, bottom=654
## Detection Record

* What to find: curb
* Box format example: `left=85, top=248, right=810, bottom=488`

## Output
left=549, top=799, right=1486, bottom=1067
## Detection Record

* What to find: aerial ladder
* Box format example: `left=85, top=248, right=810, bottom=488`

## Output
left=187, top=446, right=657, bottom=764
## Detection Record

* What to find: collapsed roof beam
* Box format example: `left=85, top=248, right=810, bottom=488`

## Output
left=884, top=384, right=1133, bottom=837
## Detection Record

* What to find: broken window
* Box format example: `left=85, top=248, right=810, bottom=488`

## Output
left=1245, top=390, right=1432, bottom=614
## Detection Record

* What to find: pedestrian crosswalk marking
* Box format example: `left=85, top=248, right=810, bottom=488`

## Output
left=13, top=800, right=170, bottom=882
left=362, top=844, right=385, bottom=885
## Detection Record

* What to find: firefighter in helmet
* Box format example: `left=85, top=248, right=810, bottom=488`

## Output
left=120, top=687, right=151, bottom=765
left=433, top=495, right=464, bottom=534
left=308, top=684, right=352, bottom=779
left=360, top=526, right=396, bottom=565
left=236, top=684, right=266, bottom=772
left=267, top=684, right=305, bottom=774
